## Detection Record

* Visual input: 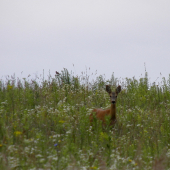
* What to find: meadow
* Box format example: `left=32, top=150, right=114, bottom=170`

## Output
left=0, top=69, right=170, bottom=170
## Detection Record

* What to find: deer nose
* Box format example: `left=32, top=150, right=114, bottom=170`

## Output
left=112, top=101, right=116, bottom=104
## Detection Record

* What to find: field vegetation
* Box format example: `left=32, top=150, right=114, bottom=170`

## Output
left=0, top=69, right=170, bottom=170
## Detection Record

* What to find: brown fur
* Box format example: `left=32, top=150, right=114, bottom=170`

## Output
left=90, top=85, right=121, bottom=126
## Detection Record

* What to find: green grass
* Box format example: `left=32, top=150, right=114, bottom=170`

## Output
left=0, top=69, right=170, bottom=169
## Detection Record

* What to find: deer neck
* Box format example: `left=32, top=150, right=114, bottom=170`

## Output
left=110, top=103, right=116, bottom=120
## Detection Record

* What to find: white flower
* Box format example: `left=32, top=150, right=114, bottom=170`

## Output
left=24, top=147, right=30, bottom=153
left=66, top=130, right=71, bottom=134
left=36, top=154, right=43, bottom=158
left=52, top=157, right=58, bottom=161
left=39, top=158, right=45, bottom=163
left=167, top=149, right=170, bottom=158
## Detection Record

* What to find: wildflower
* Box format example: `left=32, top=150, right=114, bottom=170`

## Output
left=129, top=159, right=132, bottom=162
left=144, top=129, right=148, bottom=133
left=100, top=132, right=108, bottom=141
left=36, top=154, right=43, bottom=158
left=126, top=124, right=131, bottom=127
left=66, top=130, right=71, bottom=134
left=0, top=144, right=2, bottom=147
left=54, top=143, right=58, bottom=147
left=24, top=138, right=33, bottom=144
left=7, top=85, right=13, bottom=90
left=14, top=131, right=22, bottom=136
left=52, top=157, right=58, bottom=161
left=59, top=120, right=65, bottom=123
left=166, top=149, right=170, bottom=158
left=39, top=158, right=45, bottom=163
left=24, top=147, right=30, bottom=153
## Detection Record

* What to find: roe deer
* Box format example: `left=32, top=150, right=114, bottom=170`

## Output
left=90, top=85, right=121, bottom=126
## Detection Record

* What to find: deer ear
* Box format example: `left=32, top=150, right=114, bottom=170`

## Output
left=106, top=85, right=112, bottom=93
left=116, top=85, right=121, bottom=94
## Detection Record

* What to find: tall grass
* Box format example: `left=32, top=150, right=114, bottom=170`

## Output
left=0, top=69, right=170, bottom=169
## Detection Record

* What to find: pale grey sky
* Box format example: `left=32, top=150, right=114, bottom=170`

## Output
left=0, top=0, right=170, bottom=82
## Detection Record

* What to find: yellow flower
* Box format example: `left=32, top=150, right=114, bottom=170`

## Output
left=144, top=129, right=148, bottom=133
left=36, top=135, right=41, bottom=139
left=129, top=159, right=132, bottom=162
left=14, top=131, right=22, bottom=136
left=59, top=120, right=65, bottom=123
left=0, top=144, right=2, bottom=147
left=99, top=132, right=108, bottom=141
left=7, top=85, right=13, bottom=90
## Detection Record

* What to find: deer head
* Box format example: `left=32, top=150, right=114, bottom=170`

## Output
left=106, top=85, right=121, bottom=104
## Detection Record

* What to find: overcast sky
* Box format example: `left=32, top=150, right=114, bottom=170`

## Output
left=0, top=0, right=170, bottom=83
